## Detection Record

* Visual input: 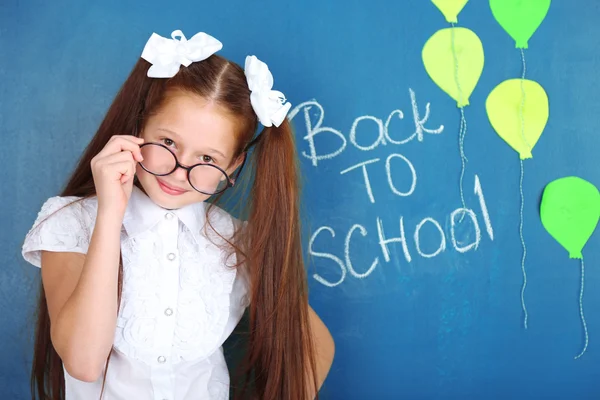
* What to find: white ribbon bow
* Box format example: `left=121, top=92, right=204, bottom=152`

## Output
left=141, top=30, right=223, bottom=78
left=244, top=55, right=291, bottom=127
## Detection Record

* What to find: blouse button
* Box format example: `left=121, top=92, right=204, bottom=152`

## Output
left=165, top=212, right=174, bottom=220
left=164, top=308, right=174, bottom=316
left=157, top=355, right=166, bottom=364
left=167, top=253, right=176, bottom=261
left=241, top=295, right=249, bottom=307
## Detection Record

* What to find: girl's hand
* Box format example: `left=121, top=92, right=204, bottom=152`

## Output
left=91, top=135, right=144, bottom=217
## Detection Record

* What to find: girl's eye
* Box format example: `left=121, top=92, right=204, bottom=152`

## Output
left=201, top=155, right=214, bottom=163
left=162, top=138, right=175, bottom=147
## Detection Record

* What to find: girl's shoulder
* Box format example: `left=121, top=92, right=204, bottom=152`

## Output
left=38, top=194, right=98, bottom=219
left=33, top=195, right=99, bottom=232
left=204, top=202, right=246, bottom=237
left=22, top=195, right=99, bottom=268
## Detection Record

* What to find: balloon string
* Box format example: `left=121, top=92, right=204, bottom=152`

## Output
left=451, top=23, right=468, bottom=215
left=519, top=49, right=532, bottom=149
left=520, top=48, right=527, bottom=80
left=451, top=23, right=465, bottom=108
left=518, top=48, right=530, bottom=329
left=575, top=258, right=589, bottom=359
left=458, top=108, right=468, bottom=222
left=519, top=159, right=528, bottom=329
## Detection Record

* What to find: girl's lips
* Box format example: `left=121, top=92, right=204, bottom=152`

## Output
left=157, top=178, right=187, bottom=196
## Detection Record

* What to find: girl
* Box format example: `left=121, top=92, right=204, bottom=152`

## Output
left=22, top=29, right=335, bottom=400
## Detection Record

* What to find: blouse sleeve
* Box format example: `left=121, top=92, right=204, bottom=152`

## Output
left=22, top=196, right=94, bottom=268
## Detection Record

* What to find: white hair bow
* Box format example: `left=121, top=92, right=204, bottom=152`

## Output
left=141, top=30, right=222, bottom=78
left=244, top=55, right=291, bottom=128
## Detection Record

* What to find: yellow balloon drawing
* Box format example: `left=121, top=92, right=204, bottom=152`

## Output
left=486, top=79, right=549, bottom=159
left=422, top=27, right=484, bottom=108
left=431, top=0, right=469, bottom=23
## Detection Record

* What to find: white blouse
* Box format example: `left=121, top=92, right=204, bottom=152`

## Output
left=22, top=186, right=250, bottom=400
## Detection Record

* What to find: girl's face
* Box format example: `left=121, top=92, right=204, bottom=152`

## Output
left=137, top=90, right=244, bottom=210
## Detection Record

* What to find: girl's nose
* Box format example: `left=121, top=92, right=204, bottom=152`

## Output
left=172, top=164, right=189, bottom=182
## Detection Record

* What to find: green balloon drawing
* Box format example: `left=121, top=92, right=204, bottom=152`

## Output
left=541, top=177, right=600, bottom=259
left=431, top=0, right=469, bottom=23
left=490, top=0, right=551, bottom=49
left=422, top=27, right=484, bottom=107
left=486, top=79, right=549, bottom=159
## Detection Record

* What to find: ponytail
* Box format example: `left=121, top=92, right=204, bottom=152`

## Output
left=236, top=120, right=319, bottom=399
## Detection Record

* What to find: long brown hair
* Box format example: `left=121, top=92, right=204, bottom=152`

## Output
left=31, top=54, right=318, bottom=399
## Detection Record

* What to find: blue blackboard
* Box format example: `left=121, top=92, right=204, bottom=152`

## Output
left=2, top=0, right=600, bottom=398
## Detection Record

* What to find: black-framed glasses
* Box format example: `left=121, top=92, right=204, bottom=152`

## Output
left=139, top=143, right=247, bottom=195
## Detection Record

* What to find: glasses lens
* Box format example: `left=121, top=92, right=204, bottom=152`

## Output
left=189, top=165, right=229, bottom=194
left=140, top=144, right=176, bottom=175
